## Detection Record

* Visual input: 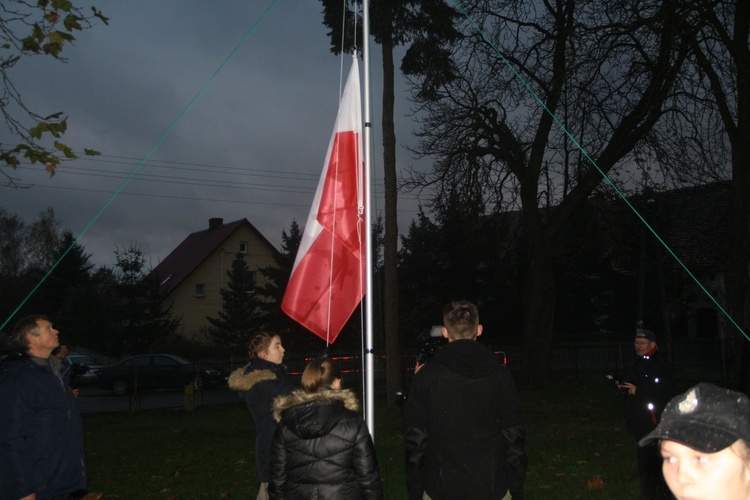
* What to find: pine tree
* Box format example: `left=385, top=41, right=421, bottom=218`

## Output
left=113, top=243, right=180, bottom=354
left=206, top=253, right=260, bottom=346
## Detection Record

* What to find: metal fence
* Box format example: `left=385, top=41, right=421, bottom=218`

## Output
left=193, top=338, right=735, bottom=386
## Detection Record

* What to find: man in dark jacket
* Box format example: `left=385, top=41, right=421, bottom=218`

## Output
left=617, top=328, right=674, bottom=500
left=404, top=301, right=527, bottom=500
left=0, top=314, right=87, bottom=499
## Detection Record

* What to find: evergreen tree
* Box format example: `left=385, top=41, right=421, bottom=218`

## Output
left=254, top=220, right=326, bottom=353
left=206, top=253, right=260, bottom=347
left=113, top=243, right=179, bottom=355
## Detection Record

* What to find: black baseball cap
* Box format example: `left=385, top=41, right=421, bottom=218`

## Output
left=635, top=329, right=656, bottom=341
left=639, top=383, right=750, bottom=453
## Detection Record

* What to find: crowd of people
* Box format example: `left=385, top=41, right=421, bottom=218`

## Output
left=1, top=305, right=749, bottom=499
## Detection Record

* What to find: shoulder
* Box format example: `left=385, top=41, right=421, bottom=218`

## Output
left=227, top=364, right=277, bottom=391
left=273, top=388, right=359, bottom=421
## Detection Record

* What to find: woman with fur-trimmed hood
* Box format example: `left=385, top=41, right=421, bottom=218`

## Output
left=228, top=332, right=294, bottom=500
left=268, top=357, right=382, bottom=499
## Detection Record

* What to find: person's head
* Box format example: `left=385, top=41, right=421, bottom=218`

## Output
left=640, top=383, right=750, bottom=500
left=247, top=331, right=285, bottom=365
left=442, top=300, right=483, bottom=341
left=12, top=314, right=59, bottom=357
left=634, top=328, right=657, bottom=356
left=301, top=357, right=343, bottom=393
left=52, top=341, right=69, bottom=360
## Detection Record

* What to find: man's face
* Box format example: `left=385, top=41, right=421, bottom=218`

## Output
left=634, top=337, right=655, bottom=356
left=27, top=319, right=60, bottom=356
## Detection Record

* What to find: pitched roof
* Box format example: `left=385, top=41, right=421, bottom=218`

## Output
left=150, top=218, right=279, bottom=296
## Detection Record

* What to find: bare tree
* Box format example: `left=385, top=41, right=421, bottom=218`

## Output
left=404, top=0, right=690, bottom=380
left=677, top=0, right=750, bottom=384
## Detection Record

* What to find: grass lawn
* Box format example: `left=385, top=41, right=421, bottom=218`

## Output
left=81, top=378, right=653, bottom=499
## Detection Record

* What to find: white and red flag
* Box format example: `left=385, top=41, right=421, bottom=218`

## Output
left=281, top=60, right=365, bottom=344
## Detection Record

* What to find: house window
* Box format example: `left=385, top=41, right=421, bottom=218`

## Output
left=239, top=241, right=248, bottom=254
left=195, top=283, right=206, bottom=297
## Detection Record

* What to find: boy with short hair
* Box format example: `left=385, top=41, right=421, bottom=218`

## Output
left=404, top=300, right=527, bottom=499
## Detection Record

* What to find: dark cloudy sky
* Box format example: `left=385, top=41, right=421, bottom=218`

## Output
left=3, top=1, right=429, bottom=268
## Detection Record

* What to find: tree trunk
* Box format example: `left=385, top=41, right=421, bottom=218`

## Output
left=381, top=35, right=403, bottom=411
left=521, top=230, right=556, bottom=381
left=726, top=0, right=750, bottom=391
left=728, top=132, right=750, bottom=390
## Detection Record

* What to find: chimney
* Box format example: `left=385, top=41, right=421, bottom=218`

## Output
left=208, top=218, right=223, bottom=230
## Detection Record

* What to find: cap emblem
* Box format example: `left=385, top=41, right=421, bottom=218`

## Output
left=677, top=388, right=699, bottom=414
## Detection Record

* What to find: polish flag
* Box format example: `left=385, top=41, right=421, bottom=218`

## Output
left=281, top=60, right=365, bottom=344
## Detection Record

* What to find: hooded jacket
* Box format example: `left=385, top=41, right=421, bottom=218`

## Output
left=0, top=351, right=87, bottom=499
left=404, top=339, right=527, bottom=500
left=268, top=388, right=383, bottom=499
left=228, top=358, right=294, bottom=483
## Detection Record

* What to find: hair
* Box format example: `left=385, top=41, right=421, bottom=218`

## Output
left=12, top=314, right=49, bottom=349
left=247, top=331, right=278, bottom=359
left=301, top=358, right=343, bottom=394
left=731, top=440, right=750, bottom=467
left=443, top=300, right=480, bottom=340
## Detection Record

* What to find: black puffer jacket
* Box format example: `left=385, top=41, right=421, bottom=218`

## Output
left=268, top=389, right=383, bottom=499
left=228, top=358, right=294, bottom=482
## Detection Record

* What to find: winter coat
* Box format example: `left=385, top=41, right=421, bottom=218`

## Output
left=622, top=349, right=675, bottom=438
left=268, top=388, right=383, bottom=499
left=228, top=358, right=294, bottom=482
left=404, top=339, right=527, bottom=500
left=0, top=352, right=87, bottom=499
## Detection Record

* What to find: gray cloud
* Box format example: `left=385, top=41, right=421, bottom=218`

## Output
left=3, top=1, right=429, bottom=268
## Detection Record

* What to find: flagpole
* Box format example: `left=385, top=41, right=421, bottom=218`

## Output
left=361, top=0, right=376, bottom=439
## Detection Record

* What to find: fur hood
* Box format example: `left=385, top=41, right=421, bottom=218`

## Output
left=272, top=388, right=359, bottom=422
left=227, top=364, right=277, bottom=392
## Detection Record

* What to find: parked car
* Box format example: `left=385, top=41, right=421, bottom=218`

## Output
left=95, top=354, right=225, bottom=396
left=66, top=352, right=104, bottom=385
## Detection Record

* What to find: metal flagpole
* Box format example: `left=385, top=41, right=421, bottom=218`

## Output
left=361, top=0, right=376, bottom=440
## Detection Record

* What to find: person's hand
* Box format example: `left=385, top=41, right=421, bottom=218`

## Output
left=414, top=362, right=424, bottom=374
left=621, top=382, right=637, bottom=395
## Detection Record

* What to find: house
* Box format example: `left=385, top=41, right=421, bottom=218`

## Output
left=151, top=218, right=280, bottom=337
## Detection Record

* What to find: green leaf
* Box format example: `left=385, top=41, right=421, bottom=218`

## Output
left=51, top=0, right=74, bottom=12
left=84, top=149, right=102, bottom=156
left=48, top=31, right=64, bottom=46
left=64, top=14, right=82, bottom=32
left=30, top=123, right=49, bottom=139
left=21, top=36, right=41, bottom=53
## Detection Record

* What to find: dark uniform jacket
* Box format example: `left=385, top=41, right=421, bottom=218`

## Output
left=228, top=358, right=294, bottom=482
left=622, top=348, right=675, bottom=438
left=0, top=352, right=87, bottom=499
left=269, top=388, right=383, bottom=499
left=404, top=339, right=527, bottom=500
